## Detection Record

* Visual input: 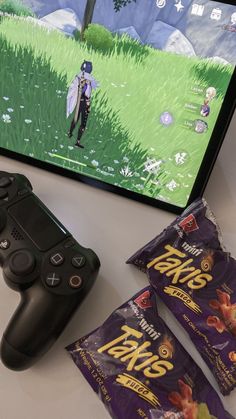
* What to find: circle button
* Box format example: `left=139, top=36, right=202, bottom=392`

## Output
left=9, top=250, right=35, bottom=276
left=69, top=275, right=83, bottom=289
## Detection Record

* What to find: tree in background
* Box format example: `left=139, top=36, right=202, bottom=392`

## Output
left=81, top=0, right=136, bottom=38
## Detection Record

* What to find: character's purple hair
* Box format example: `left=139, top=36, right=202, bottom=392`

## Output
left=81, top=61, right=93, bottom=74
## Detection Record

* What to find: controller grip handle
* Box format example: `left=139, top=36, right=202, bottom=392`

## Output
left=1, top=283, right=79, bottom=371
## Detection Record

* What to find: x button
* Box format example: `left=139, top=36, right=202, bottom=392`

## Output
left=46, top=273, right=61, bottom=287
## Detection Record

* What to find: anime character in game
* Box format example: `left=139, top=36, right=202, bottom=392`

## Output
left=67, top=61, right=99, bottom=148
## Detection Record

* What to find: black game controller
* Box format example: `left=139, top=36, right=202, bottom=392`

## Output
left=0, top=171, right=100, bottom=371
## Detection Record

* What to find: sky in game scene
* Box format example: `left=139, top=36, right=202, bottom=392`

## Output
left=0, top=0, right=235, bottom=207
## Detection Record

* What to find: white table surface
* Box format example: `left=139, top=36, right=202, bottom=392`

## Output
left=0, top=112, right=236, bottom=419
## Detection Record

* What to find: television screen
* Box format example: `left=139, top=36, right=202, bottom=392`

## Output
left=0, top=0, right=235, bottom=212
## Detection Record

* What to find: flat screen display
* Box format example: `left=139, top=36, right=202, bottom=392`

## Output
left=0, top=0, right=235, bottom=212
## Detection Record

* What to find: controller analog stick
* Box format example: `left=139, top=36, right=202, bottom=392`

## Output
left=9, top=250, right=35, bottom=276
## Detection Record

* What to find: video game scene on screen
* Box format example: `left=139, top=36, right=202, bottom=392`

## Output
left=0, top=0, right=235, bottom=207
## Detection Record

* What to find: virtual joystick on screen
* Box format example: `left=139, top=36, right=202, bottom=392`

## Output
left=0, top=171, right=100, bottom=371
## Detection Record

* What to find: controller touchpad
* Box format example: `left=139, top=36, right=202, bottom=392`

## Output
left=8, top=196, right=67, bottom=251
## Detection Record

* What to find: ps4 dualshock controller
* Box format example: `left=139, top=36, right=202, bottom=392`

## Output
left=0, top=171, right=100, bottom=371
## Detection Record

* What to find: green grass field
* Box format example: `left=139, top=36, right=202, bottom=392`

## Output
left=0, top=17, right=234, bottom=206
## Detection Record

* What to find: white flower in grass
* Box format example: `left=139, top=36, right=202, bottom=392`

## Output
left=90, top=149, right=95, bottom=154
left=7, top=108, right=14, bottom=113
left=55, top=136, right=58, bottom=139
left=60, top=144, right=64, bottom=148
left=107, top=167, right=114, bottom=172
left=25, top=119, right=32, bottom=124
left=34, top=85, right=39, bottom=88
left=24, top=138, right=30, bottom=142
left=84, top=156, right=89, bottom=160
left=114, top=160, right=119, bottom=164
left=2, top=114, right=11, bottom=123
left=120, top=166, right=133, bottom=177
left=123, top=156, right=129, bottom=163
left=68, top=146, right=74, bottom=150
left=3, top=96, right=9, bottom=101
left=135, top=184, right=144, bottom=190
left=29, top=153, right=34, bottom=157
left=20, top=105, right=24, bottom=109
left=91, top=160, right=99, bottom=167
left=166, top=179, right=178, bottom=191
left=36, top=129, right=40, bottom=132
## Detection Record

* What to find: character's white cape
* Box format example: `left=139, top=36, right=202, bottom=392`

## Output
left=66, top=71, right=99, bottom=118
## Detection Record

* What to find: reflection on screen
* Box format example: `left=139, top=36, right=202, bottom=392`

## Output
left=0, top=0, right=235, bottom=207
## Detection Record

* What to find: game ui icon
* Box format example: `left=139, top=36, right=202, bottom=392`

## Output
left=205, top=87, right=217, bottom=102
left=200, top=100, right=210, bottom=117
left=210, top=8, right=222, bottom=21
left=231, top=12, right=236, bottom=26
left=160, top=112, right=174, bottom=126
left=67, top=61, right=99, bottom=148
left=194, top=119, right=208, bottom=133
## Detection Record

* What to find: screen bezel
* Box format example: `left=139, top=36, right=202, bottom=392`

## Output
left=0, top=0, right=236, bottom=214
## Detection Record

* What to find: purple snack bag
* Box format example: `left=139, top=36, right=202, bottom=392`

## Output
left=127, top=198, right=236, bottom=395
left=66, top=286, right=233, bottom=419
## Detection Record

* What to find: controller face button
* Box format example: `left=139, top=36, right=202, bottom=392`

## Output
left=9, top=250, right=35, bottom=276
left=45, top=273, right=61, bottom=287
left=0, top=177, right=11, bottom=188
left=0, top=188, right=8, bottom=199
left=71, top=255, right=86, bottom=268
left=0, top=239, right=10, bottom=250
left=69, top=275, right=83, bottom=289
left=50, top=252, right=64, bottom=266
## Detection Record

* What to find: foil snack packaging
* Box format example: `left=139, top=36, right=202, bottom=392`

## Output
left=66, top=286, right=233, bottom=419
left=127, top=198, right=236, bottom=395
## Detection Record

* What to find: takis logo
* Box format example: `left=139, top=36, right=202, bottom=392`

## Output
left=179, top=214, right=199, bottom=233
left=134, top=290, right=152, bottom=309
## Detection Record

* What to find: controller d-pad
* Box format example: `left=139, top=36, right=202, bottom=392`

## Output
left=9, top=250, right=35, bottom=276
left=45, top=273, right=61, bottom=287
left=0, top=177, right=11, bottom=188
left=0, top=188, right=8, bottom=199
